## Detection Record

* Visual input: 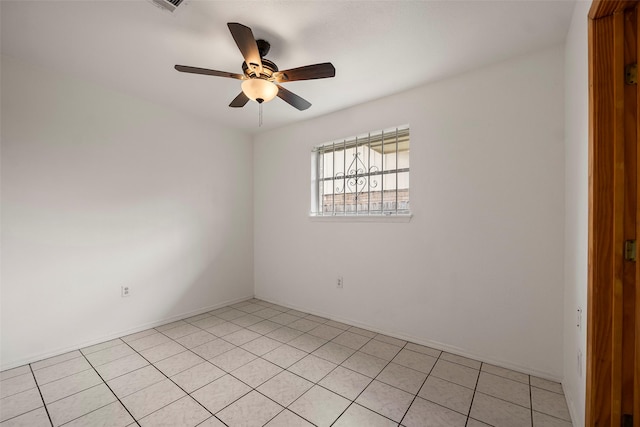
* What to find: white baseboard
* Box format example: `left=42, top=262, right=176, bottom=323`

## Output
left=562, top=384, right=582, bottom=427
left=6, top=292, right=564, bottom=384
left=255, top=294, right=563, bottom=382
left=0, top=294, right=254, bottom=371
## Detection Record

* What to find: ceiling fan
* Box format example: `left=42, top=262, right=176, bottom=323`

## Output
left=175, top=22, right=336, bottom=111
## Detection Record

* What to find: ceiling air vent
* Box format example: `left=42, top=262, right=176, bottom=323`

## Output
left=149, top=0, right=185, bottom=13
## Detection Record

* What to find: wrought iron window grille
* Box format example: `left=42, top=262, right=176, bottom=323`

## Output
left=311, top=125, right=410, bottom=217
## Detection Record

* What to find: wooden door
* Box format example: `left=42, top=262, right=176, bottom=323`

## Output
left=588, top=1, right=640, bottom=426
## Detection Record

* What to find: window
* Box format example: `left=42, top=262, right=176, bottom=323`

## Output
left=311, top=125, right=410, bottom=217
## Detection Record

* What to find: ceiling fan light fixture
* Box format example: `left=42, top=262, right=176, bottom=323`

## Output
left=175, top=23, right=335, bottom=112
left=241, top=78, right=278, bottom=103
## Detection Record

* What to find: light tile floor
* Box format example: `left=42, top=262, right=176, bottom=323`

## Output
left=0, top=299, right=572, bottom=426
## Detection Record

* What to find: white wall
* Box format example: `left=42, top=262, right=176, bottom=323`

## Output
left=563, top=1, right=590, bottom=425
left=254, top=46, right=565, bottom=378
left=0, top=55, right=254, bottom=369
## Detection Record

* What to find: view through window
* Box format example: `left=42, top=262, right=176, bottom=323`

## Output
left=311, top=125, right=410, bottom=216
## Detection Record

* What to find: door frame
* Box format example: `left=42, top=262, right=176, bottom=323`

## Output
left=587, top=0, right=639, bottom=425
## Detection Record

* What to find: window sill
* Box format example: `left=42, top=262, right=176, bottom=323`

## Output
left=308, top=213, right=412, bottom=223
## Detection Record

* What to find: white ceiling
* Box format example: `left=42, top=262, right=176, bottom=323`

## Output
left=1, top=0, right=576, bottom=133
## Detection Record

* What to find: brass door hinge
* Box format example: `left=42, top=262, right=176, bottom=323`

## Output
left=625, top=63, right=637, bottom=84
left=624, top=240, right=636, bottom=261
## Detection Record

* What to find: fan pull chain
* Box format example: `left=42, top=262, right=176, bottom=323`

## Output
left=259, top=103, right=263, bottom=127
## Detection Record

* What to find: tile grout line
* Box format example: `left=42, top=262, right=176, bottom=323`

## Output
left=0, top=406, right=51, bottom=426
left=217, top=342, right=333, bottom=425
left=26, top=362, right=95, bottom=392
left=184, top=346, right=293, bottom=396
left=530, top=384, right=566, bottom=396
left=91, top=321, right=245, bottom=422
left=217, top=373, right=296, bottom=426
left=0, top=372, right=51, bottom=401
left=283, top=334, right=450, bottom=426
left=77, top=351, right=142, bottom=427
left=34, top=373, right=103, bottom=406
left=464, top=361, right=483, bottom=427
left=138, top=310, right=287, bottom=401
left=529, top=375, right=533, bottom=427
left=266, top=336, right=377, bottom=426
left=27, top=380, right=121, bottom=426
left=325, top=340, right=408, bottom=426
left=353, top=350, right=404, bottom=425
left=464, top=365, right=555, bottom=415
left=94, top=364, right=163, bottom=399
left=117, top=339, right=218, bottom=425
left=5, top=305, right=356, bottom=425
left=30, top=362, right=104, bottom=392
left=397, top=344, right=440, bottom=427
left=3, top=300, right=570, bottom=427
left=29, top=364, right=54, bottom=427
left=125, top=333, right=189, bottom=359
left=82, top=339, right=126, bottom=356
left=400, top=352, right=491, bottom=422
left=30, top=352, right=85, bottom=373
left=471, top=383, right=542, bottom=413
left=283, top=359, right=351, bottom=426
left=185, top=311, right=322, bottom=425
left=128, top=343, right=242, bottom=425
left=194, top=416, right=229, bottom=427
left=530, top=375, right=534, bottom=427
left=84, top=345, right=149, bottom=371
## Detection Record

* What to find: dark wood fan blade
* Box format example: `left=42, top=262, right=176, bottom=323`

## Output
left=274, top=63, right=335, bottom=82
left=229, top=92, right=250, bottom=108
left=175, top=65, right=244, bottom=80
left=227, top=23, right=263, bottom=74
left=276, top=84, right=311, bottom=111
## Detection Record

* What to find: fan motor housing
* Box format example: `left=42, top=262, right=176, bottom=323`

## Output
left=242, top=58, right=278, bottom=79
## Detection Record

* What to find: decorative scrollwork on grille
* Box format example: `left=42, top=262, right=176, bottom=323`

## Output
left=334, top=152, right=378, bottom=198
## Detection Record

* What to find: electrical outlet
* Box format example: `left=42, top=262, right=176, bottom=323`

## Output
left=121, top=286, right=130, bottom=297
left=337, top=276, right=343, bottom=289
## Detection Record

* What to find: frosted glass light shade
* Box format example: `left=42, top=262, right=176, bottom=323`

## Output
left=241, top=79, right=278, bottom=103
